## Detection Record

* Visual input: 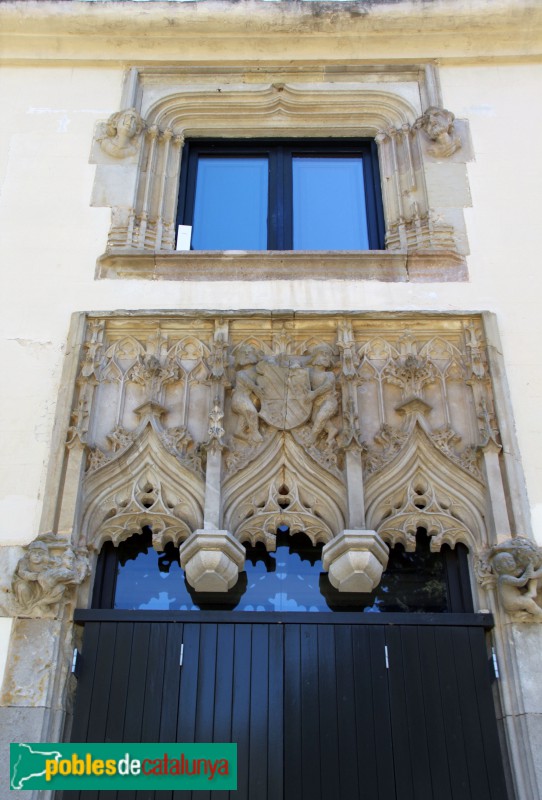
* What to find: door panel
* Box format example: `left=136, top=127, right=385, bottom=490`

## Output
left=63, top=618, right=508, bottom=800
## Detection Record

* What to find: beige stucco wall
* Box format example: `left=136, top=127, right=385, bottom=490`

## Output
left=2, top=60, right=541, bottom=548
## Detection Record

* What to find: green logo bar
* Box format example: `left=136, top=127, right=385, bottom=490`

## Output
left=10, top=743, right=237, bottom=790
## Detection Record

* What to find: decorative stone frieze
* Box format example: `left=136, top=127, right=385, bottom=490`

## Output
left=63, top=313, right=510, bottom=597
left=11, top=533, right=89, bottom=617
left=476, top=537, right=542, bottom=622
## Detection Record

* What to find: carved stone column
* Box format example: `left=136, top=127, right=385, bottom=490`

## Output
left=312, top=321, right=389, bottom=593
left=179, top=321, right=245, bottom=592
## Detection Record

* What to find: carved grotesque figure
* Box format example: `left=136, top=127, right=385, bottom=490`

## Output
left=418, top=106, right=461, bottom=158
left=231, top=345, right=264, bottom=444
left=307, top=344, right=339, bottom=446
left=99, top=107, right=145, bottom=158
left=12, top=536, right=89, bottom=615
left=488, top=537, right=542, bottom=621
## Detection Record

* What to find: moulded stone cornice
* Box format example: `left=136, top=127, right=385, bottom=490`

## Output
left=96, top=250, right=467, bottom=283
left=1, top=1, right=541, bottom=62
left=147, top=85, right=417, bottom=133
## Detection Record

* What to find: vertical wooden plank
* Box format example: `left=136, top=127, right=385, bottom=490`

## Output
left=368, top=626, right=396, bottom=800
left=62, top=631, right=101, bottom=800
left=141, top=624, right=168, bottom=742
left=267, top=623, right=284, bottom=800
left=284, top=624, right=302, bottom=800
left=350, top=625, right=379, bottom=800
left=334, top=625, right=359, bottom=800
left=70, top=622, right=102, bottom=742
left=176, top=623, right=201, bottom=743
left=159, top=623, right=184, bottom=742
left=192, top=627, right=218, bottom=800
left=385, top=626, right=414, bottom=800
left=317, top=625, right=340, bottom=800
left=300, top=624, right=320, bottom=800
left=195, top=624, right=218, bottom=742
left=123, top=623, right=151, bottom=741
left=230, top=624, right=252, bottom=800
left=449, top=627, right=491, bottom=799
left=467, top=628, right=509, bottom=800
left=104, top=623, right=134, bottom=742
left=434, top=627, right=471, bottom=800
left=173, top=623, right=201, bottom=800
left=444, top=627, right=495, bottom=800
left=213, top=624, right=235, bottom=800
left=86, top=623, right=118, bottom=742
left=248, top=623, right=269, bottom=800
left=416, top=626, right=453, bottom=800
left=400, top=627, right=433, bottom=800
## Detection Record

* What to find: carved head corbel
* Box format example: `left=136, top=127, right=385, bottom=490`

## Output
left=416, top=106, right=461, bottom=158
left=99, top=107, right=146, bottom=159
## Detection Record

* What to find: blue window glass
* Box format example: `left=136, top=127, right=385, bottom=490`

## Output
left=101, top=528, right=470, bottom=613
left=292, top=156, right=368, bottom=249
left=192, top=157, right=268, bottom=250
left=177, top=140, right=385, bottom=251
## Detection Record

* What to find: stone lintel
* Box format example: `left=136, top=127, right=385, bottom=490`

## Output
left=179, top=529, right=245, bottom=592
left=322, top=529, right=389, bottom=593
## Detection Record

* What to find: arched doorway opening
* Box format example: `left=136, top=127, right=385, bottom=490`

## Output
left=63, top=526, right=507, bottom=799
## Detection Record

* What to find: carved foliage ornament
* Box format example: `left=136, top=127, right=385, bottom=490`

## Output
left=476, top=537, right=542, bottom=622
left=11, top=533, right=89, bottom=616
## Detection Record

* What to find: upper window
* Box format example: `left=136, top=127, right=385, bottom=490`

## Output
left=176, top=139, right=385, bottom=251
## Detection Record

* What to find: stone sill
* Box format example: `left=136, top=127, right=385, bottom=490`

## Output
left=96, top=250, right=467, bottom=282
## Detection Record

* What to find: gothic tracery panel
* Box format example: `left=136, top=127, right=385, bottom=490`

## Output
left=51, top=312, right=518, bottom=600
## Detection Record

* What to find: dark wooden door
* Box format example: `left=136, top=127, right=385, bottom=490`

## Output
left=63, top=612, right=508, bottom=800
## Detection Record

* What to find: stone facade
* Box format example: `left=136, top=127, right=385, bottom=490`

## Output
left=1, top=1, right=542, bottom=799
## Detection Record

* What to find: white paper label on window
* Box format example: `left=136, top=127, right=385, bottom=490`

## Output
left=176, top=225, right=192, bottom=251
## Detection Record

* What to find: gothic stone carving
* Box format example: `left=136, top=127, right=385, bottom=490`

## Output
left=179, top=530, right=246, bottom=592
left=99, top=108, right=145, bottom=159
left=73, top=314, right=503, bottom=597
left=416, top=106, right=462, bottom=159
left=477, top=537, right=542, bottom=622
left=12, top=533, right=89, bottom=616
left=322, top=530, right=389, bottom=593
left=231, top=343, right=340, bottom=447
left=235, top=473, right=334, bottom=551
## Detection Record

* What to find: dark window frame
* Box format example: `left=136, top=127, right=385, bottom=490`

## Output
left=176, top=138, right=386, bottom=251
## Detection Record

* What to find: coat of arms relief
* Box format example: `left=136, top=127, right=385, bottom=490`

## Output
left=11, top=314, right=541, bottom=622
left=230, top=343, right=339, bottom=447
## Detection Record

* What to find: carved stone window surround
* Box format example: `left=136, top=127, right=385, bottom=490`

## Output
left=91, top=64, right=473, bottom=282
